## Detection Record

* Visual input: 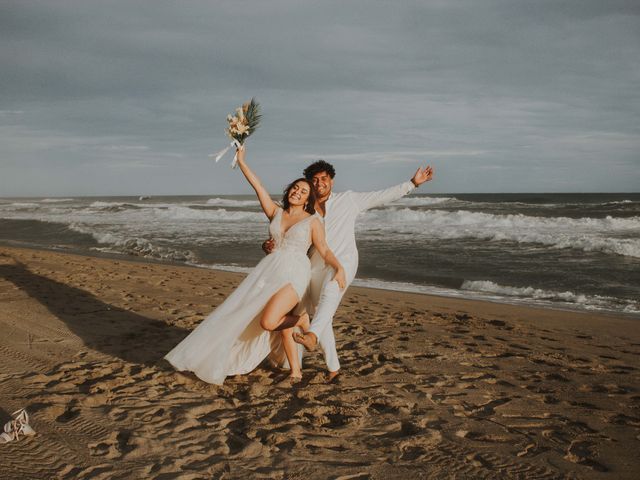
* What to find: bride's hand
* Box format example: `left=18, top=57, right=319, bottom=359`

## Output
left=236, top=144, right=245, bottom=163
left=333, top=268, right=346, bottom=290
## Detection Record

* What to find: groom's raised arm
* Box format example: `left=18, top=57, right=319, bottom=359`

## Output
left=352, top=166, right=434, bottom=211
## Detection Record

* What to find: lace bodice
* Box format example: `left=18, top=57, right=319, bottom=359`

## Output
left=269, top=208, right=314, bottom=255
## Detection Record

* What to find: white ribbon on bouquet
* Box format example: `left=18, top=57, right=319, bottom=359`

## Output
left=209, top=139, right=243, bottom=169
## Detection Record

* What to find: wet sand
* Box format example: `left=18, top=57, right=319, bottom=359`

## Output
left=1, top=245, right=639, bottom=479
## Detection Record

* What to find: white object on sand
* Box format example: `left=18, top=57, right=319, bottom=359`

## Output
left=0, top=408, right=36, bottom=444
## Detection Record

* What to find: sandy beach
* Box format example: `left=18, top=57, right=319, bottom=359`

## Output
left=0, top=245, right=639, bottom=479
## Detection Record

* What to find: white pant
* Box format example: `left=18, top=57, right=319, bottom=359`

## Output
left=306, top=264, right=356, bottom=372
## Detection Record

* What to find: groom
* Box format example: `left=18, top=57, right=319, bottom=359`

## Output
left=267, top=160, right=434, bottom=380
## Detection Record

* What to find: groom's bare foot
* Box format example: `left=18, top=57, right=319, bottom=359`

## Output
left=293, top=331, right=318, bottom=351
left=327, top=370, right=340, bottom=383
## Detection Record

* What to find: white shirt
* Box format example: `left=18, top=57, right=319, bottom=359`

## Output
left=309, top=180, right=416, bottom=282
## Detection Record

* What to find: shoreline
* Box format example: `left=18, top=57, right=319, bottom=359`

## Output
left=1, top=245, right=639, bottom=478
left=3, top=240, right=637, bottom=321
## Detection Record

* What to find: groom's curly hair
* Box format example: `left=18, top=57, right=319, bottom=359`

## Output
left=282, top=178, right=316, bottom=215
left=303, top=160, right=336, bottom=180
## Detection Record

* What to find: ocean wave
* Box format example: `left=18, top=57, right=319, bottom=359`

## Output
left=148, top=206, right=264, bottom=222
left=183, top=269, right=638, bottom=315
left=602, top=199, right=636, bottom=206
left=87, top=201, right=143, bottom=213
left=206, top=197, right=261, bottom=207
left=93, top=239, right=196, bottom=262
left=69, top=224, right=197, bottom=262
left=189, top=262, right=253, bottom=274
left=390, top=196, right=455, bottom=207
left=41, top=198, right=74, bottom=203
left=359, top=209, right=640, bottom=258
left=86, top=202, right=264, bottom=221
left=89, top=201, right=140, bottom=209
left=89, top=201, right=127, bottom=207
left=7, top=202, right=40, bottom=208
left=461, top=280, right=640, bottom=313
left=352, top=278, right=464, bottom=297
left=534, top=199, right=637, bottom=208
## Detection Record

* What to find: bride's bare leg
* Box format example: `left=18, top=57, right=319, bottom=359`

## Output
left=279, top=311, right=309, bottom=379
left=261, top=285, right=306, bottom=379
left=297, top=312, right=310, bottom=332
left=260, top=285, right=300, bottom=332
left=272, top=310, right=310, bottom=331
left=281, top=328, right=302, bottom=379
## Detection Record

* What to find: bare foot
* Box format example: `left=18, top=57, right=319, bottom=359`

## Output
left=275, top=375, right=302, bottom=388
left=293, top=331, right=318, bottom=351
left=327, top=370, right=340, bottom=383
left=297, top=312, right=310, bottom=332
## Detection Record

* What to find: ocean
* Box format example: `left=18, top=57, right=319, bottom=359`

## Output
left=1, top=193, right=639, bottom=316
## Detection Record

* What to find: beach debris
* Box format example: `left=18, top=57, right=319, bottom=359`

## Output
left=0, top=408, right=36, bottom=444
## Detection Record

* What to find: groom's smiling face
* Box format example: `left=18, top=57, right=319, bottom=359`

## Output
left=311, top=172, right=333, bottom=198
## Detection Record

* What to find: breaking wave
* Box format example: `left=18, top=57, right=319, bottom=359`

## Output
left=69, top=223, right=197, bottom=263
left=206, top=198, right=260, bottom=207
left=461, top=280, right=640, bottom=314
left=83, top=203, right=264, bottom=222
left=359, top=209, right=640, bottom=258
left=146, top=206, right=264, bottom=222
left=7, top=202, right=40, bottom=208
left=391, top=196, right=455, bottom=207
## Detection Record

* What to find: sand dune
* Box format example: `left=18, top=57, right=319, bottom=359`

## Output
left=1, top=246, right=639, bottom=479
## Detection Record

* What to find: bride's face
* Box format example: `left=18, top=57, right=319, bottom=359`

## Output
left=288, top=181, right=311, bottom=206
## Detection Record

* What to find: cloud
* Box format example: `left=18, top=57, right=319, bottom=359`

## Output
left=300, top=149, right=488, bottom=166
left=0, top=0, right=638, bottom=195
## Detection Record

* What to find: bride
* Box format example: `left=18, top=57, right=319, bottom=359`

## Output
left=165, top=146, right=346, bottom=384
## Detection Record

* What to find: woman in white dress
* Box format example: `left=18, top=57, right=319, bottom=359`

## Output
left=165, top=146, right=346, bottom=384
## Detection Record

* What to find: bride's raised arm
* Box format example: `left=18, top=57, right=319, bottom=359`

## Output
left=235, top=146, right=278, bottom=220
left=310, top=218, right=346, bottom=289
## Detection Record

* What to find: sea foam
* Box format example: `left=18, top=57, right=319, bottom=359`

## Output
left=359, top=209, right=640, bottom=258
left=206, top=198, right=260, bottom=207
left=461, top=280, right=640, bottom=313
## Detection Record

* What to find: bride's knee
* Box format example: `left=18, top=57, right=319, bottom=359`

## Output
left=260, top=315, right=276, bottom=331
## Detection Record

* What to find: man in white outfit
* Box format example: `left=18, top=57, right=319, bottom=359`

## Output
left=266, top=160, right=434, bottom=380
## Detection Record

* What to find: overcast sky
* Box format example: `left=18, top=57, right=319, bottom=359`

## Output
left=1, top=0, right=639, bottom=196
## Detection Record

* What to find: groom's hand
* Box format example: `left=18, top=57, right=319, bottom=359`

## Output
left=411, top=165, right=434, bottom=187
left=262, top=238, right=275, bottom=255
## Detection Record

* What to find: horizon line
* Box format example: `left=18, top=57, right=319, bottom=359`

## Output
left=1, top=191, right=639, bottom=199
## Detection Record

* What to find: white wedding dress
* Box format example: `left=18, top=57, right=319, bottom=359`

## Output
left=165, top=207, right=314, bottom=384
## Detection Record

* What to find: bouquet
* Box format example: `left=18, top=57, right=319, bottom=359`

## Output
left=210, top=98, right=262, bottom=168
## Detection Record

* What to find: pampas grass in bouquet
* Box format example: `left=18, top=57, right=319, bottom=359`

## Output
left=210, top=98, right=262, bottom=168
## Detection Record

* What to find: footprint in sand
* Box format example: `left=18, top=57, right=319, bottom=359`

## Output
left=89, top=430, right=135, bottom=460
left=578, top=383, right=633, bottom=394
left=455, top=397, right=511, bottom=418
left=487, top=319, right=513, bottom=330
left=564, top=439, right=607, bottom=472
left=55, top=404, right=80, bottom=423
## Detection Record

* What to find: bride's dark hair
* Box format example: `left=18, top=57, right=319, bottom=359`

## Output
left=282, top=178, right=316, bottom=215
